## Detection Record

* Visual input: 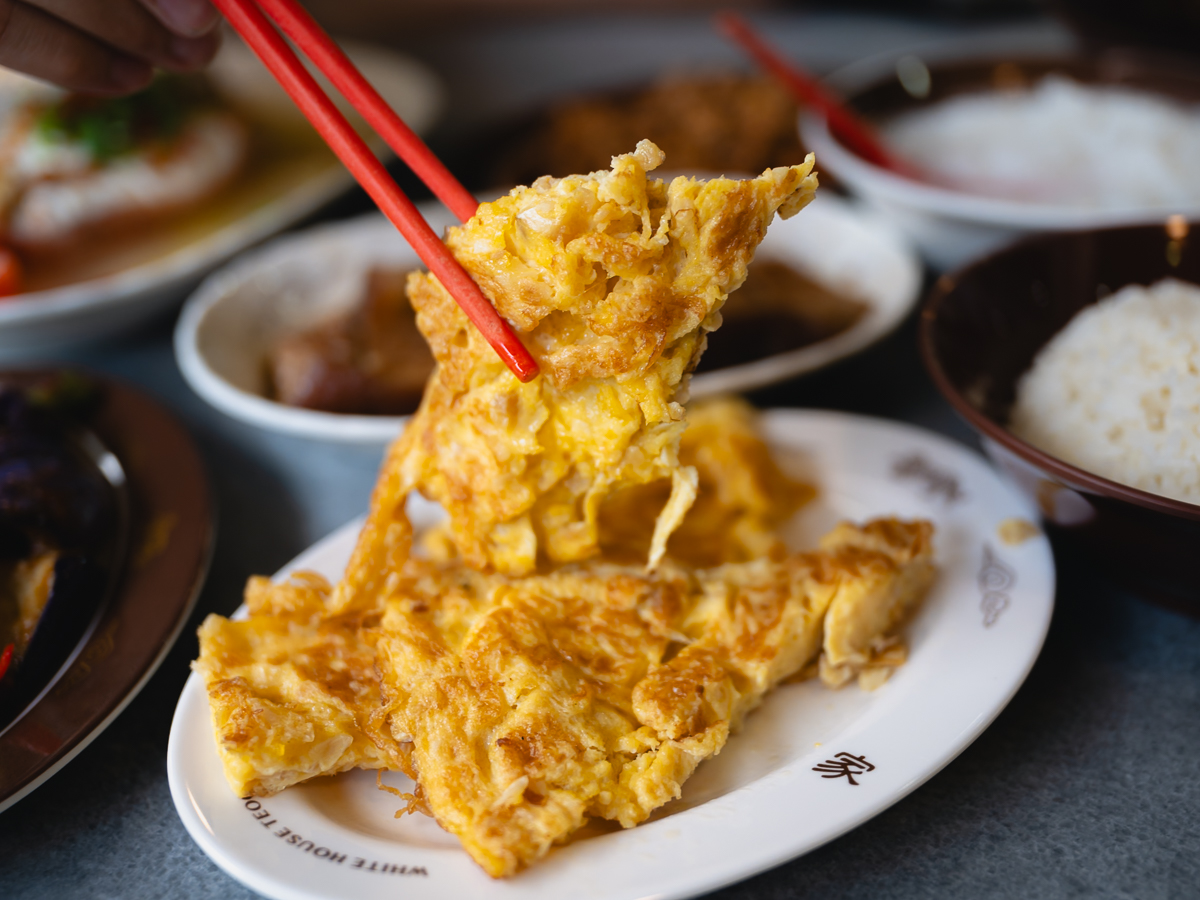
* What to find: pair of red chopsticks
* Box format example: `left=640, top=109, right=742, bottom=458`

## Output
left=211, top=0, right=538, bottom=382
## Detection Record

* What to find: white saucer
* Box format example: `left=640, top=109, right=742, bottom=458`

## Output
left=168, top=410, right=1054, bottom=900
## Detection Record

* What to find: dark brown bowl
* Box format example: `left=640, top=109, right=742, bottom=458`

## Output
left=920, top=219, right=1200, bottom=612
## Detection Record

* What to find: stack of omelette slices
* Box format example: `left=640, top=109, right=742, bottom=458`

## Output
left=193, top=142, right=936, bottom=878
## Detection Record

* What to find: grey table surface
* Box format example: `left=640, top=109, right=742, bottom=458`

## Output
left=3, top=10, right=1200, bottom=900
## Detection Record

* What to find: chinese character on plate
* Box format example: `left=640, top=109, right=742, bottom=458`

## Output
left=812, top=752, right=875, bottom=785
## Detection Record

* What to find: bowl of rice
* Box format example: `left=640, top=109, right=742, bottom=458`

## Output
left=920, top=219, right=1200, bottom=609
left=802, top=46, right=1200, bottom=270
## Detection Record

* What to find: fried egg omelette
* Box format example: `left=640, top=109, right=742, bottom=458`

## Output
left=193, top=143, right=938, bottom=878
left=368, top=515, right=934, bottom=877
left=597, top=396, right=815, bottom=567
left=193, top=572, right=389, bottom=797
left=196, top=501, right=934, bottom=876
left=334, top=140, right=817, bottom=602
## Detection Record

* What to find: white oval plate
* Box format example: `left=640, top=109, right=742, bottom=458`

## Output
left=167, top=410, right=1054, bottom=900
left=0, top=40, right=443, bottom=359
left=175, top=192, right=920, bottom=445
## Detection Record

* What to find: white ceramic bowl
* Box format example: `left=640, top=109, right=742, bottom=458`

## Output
left=176, top=206, right=457, bottom=444
left=0, top=40, right=443, bottom=360
left=176, top=192, right=920, bottom=444
left=801, top=46, right=1200, bottom=271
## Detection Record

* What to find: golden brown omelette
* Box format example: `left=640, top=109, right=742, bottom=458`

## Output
left=367, top=516, right=934, bottom=877
left=333, top=139, right=817, bottom=601
left=193, top=406, right=935, bottom=876
left=193, top=572, right=388, bottom=797
left=193, top=142, right=938, bottom=879
left=195, top=502, right=934, bottom=876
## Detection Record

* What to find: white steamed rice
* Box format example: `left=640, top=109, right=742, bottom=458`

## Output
left=1010, top=278, right=1200, bottom=504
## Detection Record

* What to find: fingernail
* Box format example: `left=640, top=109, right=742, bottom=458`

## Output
left=110, top=57, right=153, bottom=91
left=170, top=35, right=213, bottom=66
left=155, top=0, right=219, bottom=36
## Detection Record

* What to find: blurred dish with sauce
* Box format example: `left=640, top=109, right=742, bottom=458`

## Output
left=0, top=38, right=443, bottom=359
left=175, top=207, right=454, bottom=445
left=689, top=190, right=920, bottom=399
left=176, top=190, right=920, bottom=444
left=266, top=266, right=433, bottom=417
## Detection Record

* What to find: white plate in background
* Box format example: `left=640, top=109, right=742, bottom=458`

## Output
left=0, top=40, right=443, bottom=359
left=800, top=38, right=1200, bottom=271
left=168, top=410, right=1054, bottom=900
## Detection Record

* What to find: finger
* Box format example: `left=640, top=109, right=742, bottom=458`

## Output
left=20, top=0, right=218, bottom=71
left=138, top=0, right=219, bottom=38
left=0, top=1, right=152, bottom=94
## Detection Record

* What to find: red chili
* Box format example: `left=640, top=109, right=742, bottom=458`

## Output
left=0, top=643, right=12, bottom=681
left=0, top=246, right=22, bottom=298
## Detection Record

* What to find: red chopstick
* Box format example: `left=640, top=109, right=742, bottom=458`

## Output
left=254, top=0, right=479, bottom=224
left=714, top=11, right=918, bottom=178
left=212, top=0, right=538, bottom=382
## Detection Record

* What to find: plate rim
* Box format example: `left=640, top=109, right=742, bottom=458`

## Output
left=0, top=166, right=353, bottom=327
left=167, top=409, right=1055, bottom=900
left=0, top=370, right=216, bottom=813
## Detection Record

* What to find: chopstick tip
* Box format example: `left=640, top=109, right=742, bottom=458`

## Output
left=508, top=352, right=540, bottom=383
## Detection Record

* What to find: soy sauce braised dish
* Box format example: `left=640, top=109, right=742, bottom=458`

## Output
left=0, top=373, right=128, bottom=729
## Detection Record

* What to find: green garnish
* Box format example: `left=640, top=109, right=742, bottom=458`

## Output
left=35, top=75, right=208, bottom=161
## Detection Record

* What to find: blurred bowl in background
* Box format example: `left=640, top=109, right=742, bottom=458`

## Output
left=207, top=36, right=443, bottom=138
left=920, top=218, right=1200, bottom=611
left=176, top=189, right=922, bottom=446
left=803, top=46, right=1200, bottom=270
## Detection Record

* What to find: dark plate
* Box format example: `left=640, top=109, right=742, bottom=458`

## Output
left=920, top=219, right=1200, bottom=613
left=0, top=371, right=213, bottom=810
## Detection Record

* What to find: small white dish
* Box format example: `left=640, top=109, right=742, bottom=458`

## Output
left=176, top=192, right=920, bottom=443
left=175, top=208, right=455, bottom=445
left=0, top=41, right=444, bottom=359
left=168, top=410, right=1055, bottom=900
left=803, top=113, right=1200, bottom=272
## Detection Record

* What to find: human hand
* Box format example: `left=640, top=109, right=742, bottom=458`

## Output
left=0, top=0, right=220, bottom=95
